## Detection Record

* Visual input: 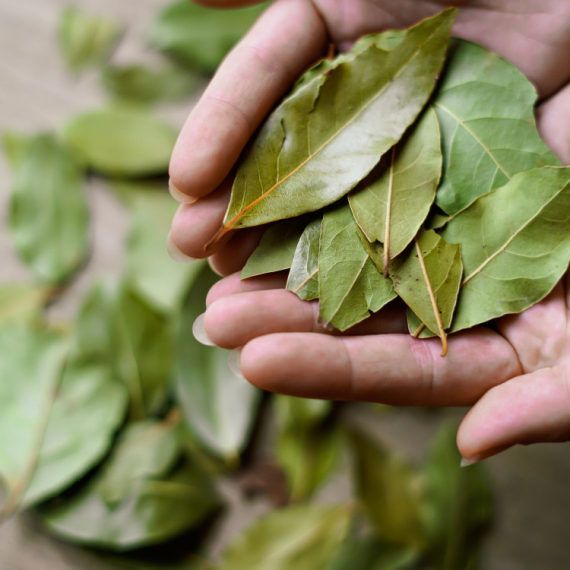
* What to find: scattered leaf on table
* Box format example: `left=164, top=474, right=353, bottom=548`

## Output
left=221, top=503, right=352, bottom=570
left=216, top=9, right=456, bottom=239
left=75, top=280, right=173, bottom=419
left=286, top=217, right=322, bottom=301
left=421, top=423, right=493, bottom=569
left=433, top=39, right=559, bottom=216
left=241, top=217, right=308, bottom=279
left=2, top=130, right=34, bottom=172
left=38, top=418, right=219, bottom=550
left=121, top=182, right=202, bottom=314
left=101, top=64, right=200, bottom=104
left=349, top=430, right=425, bottom=550
left=0, top=284, right=49, bottom=326
left=349, top=106, right=442, bottom=273
left=387, top=229, right=462, bottom=353
left=274, top=396, right=342, bottom=502
left=148, top=0, right=269, bottom=73
left=63, top=107, right=177, bottom=177
left=0, top=325, right=127, bottom=511
left=8, top=133, right=89, bottom=285
left=176, top=264, right=261, bottom=459
left=441, top=166, right=570, bottom=332
left=319, top=202, right=395, bottom=331
left=58, top=7, right=123, bottom=73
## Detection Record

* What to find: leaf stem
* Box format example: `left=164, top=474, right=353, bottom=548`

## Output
left=383, top=146, right=397, bottom=277
left=414, top=238, right=447, bottom=357
left=412, top=322, right=425, bottom=338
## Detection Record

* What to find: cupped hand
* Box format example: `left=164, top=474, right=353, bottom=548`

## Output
left=169, top=0, right=570, bottom=462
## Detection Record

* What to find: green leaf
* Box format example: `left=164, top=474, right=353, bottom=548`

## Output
left=441, top=167, right=570, bottom=332
left=121, top=182, right=203, bottom=314
left=58, top=7, right=123, bottom=72
left=433, top=39, right=559, bottom=216
left=148, top=0, right=269, bottom=73
left=349, top=106, right=442, bottom=273
left=101, top=64, right=200, bottom=104
left=0, top=325, right=127, bottom=511
left=286, top=218, right=322, bottom=301
left=0, top=283, right=49, bottom=326
left=241, top=217, right=308, bottom=279
left=2, top=130, right=34, bottom=172
left=63, top=107, right=177, bottom=177
left=387, top=229, right=462, bottom=353
left=38, top=418, right=219, bottom=550
left=421, top=424, right=493, bottom=569
left=319, top=202, right=396, bottom=331
left=274, top=396, right=342, bottom=502
left=217, top=9, right=456, bottom=237
left=176, top=264, right=261, bottom=458
left=349, top=430, right=425, bottom=550
left=221, top=503, right=353, bottom=570
left=75, top=281, right=173, bottom=419
left=8, top=133, right=89, bottom=285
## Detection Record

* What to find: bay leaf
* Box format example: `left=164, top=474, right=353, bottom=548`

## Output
left=441, top=166, right=570, bottom=332
left=38, top=418, right=219, bottom=550
left=58, top=6, right=123, bottom=73
left=176, top=264, right=261, bottom=459
left=286, top=217, right=322, bottom=301
left=221, top=503, right=352, bottom=570
left=421, top=424, right=493, bottom=569
left=0, top=283, right=49, bottom=326
left=2, top=130, right=33, bottom=172
left=75, top=280, right=173, bottom=419
left=319, top=203, right=395, bottom=331
left=433, top=39, right=559, bottom=216
left=8, top=133, right=89, bottom=285
left=349, top=106, right=442, bottom=273
left=387, top=229, right=462, bottom=354
left=148, top=0, right=269, bottom=73
left=63, top=107, right=177, bottom=177
left=274, top=396, right=342, bottom=502
left=349, top=430, right=426, bottom=551
left=102, top=64, right=200, bottom=104
left=216, top=9, right=456, bottom=239
left=241, top=217, right=308, bottom=279
left=121, top=182, right=202, bottom=314
left=0, top=325, right=127, bottom=511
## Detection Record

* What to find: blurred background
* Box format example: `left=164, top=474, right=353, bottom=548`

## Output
left=1, top=1, right=570, bottom=569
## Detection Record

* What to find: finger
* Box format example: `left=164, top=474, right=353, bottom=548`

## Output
left=537, top=81, right=570, bottom=165
left=193, top=1, right=266, bottom=8
left=205, top=290, right=407, bottom=348
left=169, top=0, right=327, bottom=199
left=238, top=329, right=522, bottom=405
left=206, top=271, right=287, bottom=307
left=457, top=364, right=570, bottom=462
left=209, top=226, right=266, bottom=276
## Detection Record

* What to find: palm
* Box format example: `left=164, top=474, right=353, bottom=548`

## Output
left=169, top=0, right=570, bottom=461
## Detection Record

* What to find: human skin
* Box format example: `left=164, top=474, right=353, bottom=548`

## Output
left=168, top=0, right=570, bottom=463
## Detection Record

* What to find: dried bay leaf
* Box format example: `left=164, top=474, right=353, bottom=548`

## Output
left=214, top=9, right=456, bottom=241
left=8, top=133, right=89, bottom=285
left=442, top=166, right=570, bottom=332
left=221, top=503, right=352, bottom=570
left=433, top=39, right=559, bottom=216
left=241, top=217, right=308, bottom=279
left=319, top=203, right=396, bottom=331
left=63, top=107, right=177, bottom=177
left=148, top=0, right=269, bottom=73
left=286, top=218, right=322, bottom=301
left=349, top=106, right=442, bottom=274
left=38, top=417, right=219, bottom=550
left=176, top=263, right=261, bottom=458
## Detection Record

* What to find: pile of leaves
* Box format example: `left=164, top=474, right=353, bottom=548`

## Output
left=224, top=8, right=568, bottom=356
left=0, top=3, right=494, bottom=569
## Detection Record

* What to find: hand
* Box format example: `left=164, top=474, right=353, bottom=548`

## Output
left=169, top=0, right=570, bottom=463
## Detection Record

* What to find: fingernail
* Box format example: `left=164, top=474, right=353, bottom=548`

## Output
left=192, top=313, right=215, bottom=346
left=228, top=348, right=244, bottom=379
left=169, top=179, right=198, bottom=205
left=166, top=231, right=195, bottom=264
left=460, top=453, right=484, bottom=468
